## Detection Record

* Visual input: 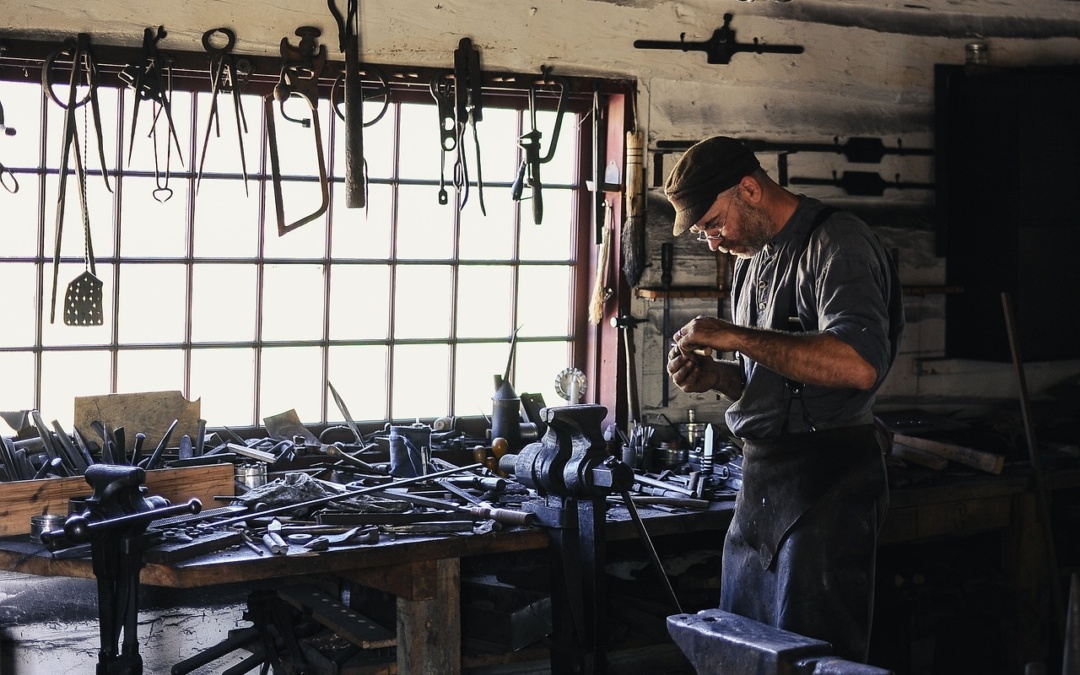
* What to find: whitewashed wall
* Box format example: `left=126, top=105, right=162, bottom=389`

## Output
left=4, top=0, right=1080, bottom=423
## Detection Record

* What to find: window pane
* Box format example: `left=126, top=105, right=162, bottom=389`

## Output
left=117, top=349, right=184, bottom=393
left=0, top=352, right=35, bottom=416
left=332, top=93, right=395, bottom=181
left=514, top=340, right=573, bottom=404
left=120, top=177, right=189, bottom=257
left=263, top=191, right=328, bottom=259
left=191, top=264, right=257, bottom=342
left=396, top=184, right=454, bottom=260
left=328, top=345, right=388, bottom=422
left=456, top=266, right=512, bottom=339
left=394, top=265, right=451, bottom=339
left=123, top=90, right=193, bottom=174
left=41, top=262, right=114, bottom=347
left=43, top=170, right=117, bottom=261
left=193, top=90, right=264, bottom=179
left=191, top=347, right=256, bottom=426
left=332, top=184, right=392, bottom=260
left=41, top=350, right=112, bottom=428
left=3, top=175, right=42, bottom=256
left=455, top=342, right=505, bottom=417
left=459, top=186, right=516, bottom=260
left=117, top=264, right=187, bottom=344
left=0, top=81, right=42, bottom=165
left=391, top=343, right=449, bottom=419
left=517, top=265, right=571, bottom=337
left=329, top=264, right=390, bottom=340
left=520, top=188, right=575, bottom=260
left=535, top=110, right=579, bottom=184
left=1, top=262, right=39, bottom=347
left=260, top=346, right=323, bottom=423
left=397, top=103, right=441, bottom=180
left=475, top=107, right=522, bottom=184
left=194, top=179, right=259, bottom=257
left=262, top=264, right=326, bottom=342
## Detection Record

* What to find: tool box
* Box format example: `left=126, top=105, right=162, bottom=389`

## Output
left=0, top=463, right=234, bottom=537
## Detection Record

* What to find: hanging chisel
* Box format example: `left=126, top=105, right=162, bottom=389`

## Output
left=328, top=0, right=365, bottom=208
left=661, top=242, right=674, bottom=406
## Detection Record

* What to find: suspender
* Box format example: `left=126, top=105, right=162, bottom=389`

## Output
left=732, top=205, right=839, bottom=433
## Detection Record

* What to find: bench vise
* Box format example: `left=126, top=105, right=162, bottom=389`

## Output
left=502, top=404, right=634, bottom=674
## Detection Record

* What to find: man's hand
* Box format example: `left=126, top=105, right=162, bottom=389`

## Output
left=673, top=316, right=738, bottom=355
left=666, top=343, right=718, bottom=394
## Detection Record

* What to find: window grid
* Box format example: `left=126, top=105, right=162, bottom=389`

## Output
left=0, top=57, right=595, bottom=429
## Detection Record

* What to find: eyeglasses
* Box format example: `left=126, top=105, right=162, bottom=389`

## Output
left=691, top=189, right=736, bottom=242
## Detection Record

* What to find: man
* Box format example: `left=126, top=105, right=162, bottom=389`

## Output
left=664, top=136, right=904, bottom=663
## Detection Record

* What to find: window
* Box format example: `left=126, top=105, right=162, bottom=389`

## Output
left=0, top=40, right=618, bottom=430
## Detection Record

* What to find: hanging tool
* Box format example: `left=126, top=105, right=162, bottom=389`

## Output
left=790, top=171, right=934, bottom=197
left=655, top=135, right=934, bottom=165
left=610, top=314, right=645, bottom=424
left=633, top=13, right=804, bottom=65
left=43, top=33, right=112, bottom=326
left=589, top=201, right=614, bottom=325
left=197, top=28, right=251, bottom=195
left=455, top=37, right=485, bottom=214
left=660, top=242, right=674, bottom=406
left=119, top=26, right=183, bottom=168
left=428, top=37, right=485, bottom=213
left=511, top=65, right=568, bottom=225
left=327, top=0, right=366, bottom=209
left=266, top=26, right=330, bottom=236
left=0, top=53, right=18, bottom=194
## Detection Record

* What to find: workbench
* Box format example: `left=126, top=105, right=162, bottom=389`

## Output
left=0, top=497, right=736, bottom=673
left=0, top=464, right=1073, bottom=674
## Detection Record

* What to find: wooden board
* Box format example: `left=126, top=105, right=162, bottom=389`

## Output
left=0, top=463, right=234, bottom=537
left=891, top=442, right=949, bottom=470
left=73, top=390, right=201, bottom=457
left=892, top=433, right=1005, bottom=475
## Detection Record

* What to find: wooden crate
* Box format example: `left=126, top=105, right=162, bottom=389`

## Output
left=0, top=463, right=234, bottom=537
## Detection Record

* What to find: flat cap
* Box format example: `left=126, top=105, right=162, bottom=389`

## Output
left=664, top=136, right=760, bottom=236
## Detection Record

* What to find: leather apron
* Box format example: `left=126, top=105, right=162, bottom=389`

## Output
left=719, top=423, right=889, bottom=663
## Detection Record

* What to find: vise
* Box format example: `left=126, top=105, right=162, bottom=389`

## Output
left=42, top=464, right=200, bottom=675
left=502, top=404, right=636, bottom=674
left=667, top=609, right=894, bottom=675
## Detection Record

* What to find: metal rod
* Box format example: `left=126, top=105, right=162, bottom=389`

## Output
left=210, top=462, right=484, bottom=529
left=1001, top=292, right=1065, bottom=641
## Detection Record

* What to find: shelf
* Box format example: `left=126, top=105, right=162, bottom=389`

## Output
left=635, top=285, right=964, bottom=300
left=636, top=287, right=728, bottom=300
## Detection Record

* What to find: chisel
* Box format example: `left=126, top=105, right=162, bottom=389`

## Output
left=661, top=242, right=673, bottom=406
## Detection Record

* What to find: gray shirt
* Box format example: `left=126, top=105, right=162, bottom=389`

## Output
left=726, top=197, right=904, bottom=440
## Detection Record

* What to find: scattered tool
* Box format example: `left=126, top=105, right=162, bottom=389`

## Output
left=197, top=28, right=251, bottom=195
left=633, top=13, right=804, bottom=65
left=42, top=33, right=112, bottom=326
left=327, top=0, right=366, bottom=208
left=267, top=26, right=330, bottom=235
left=511, top=65, right=568, bottom=225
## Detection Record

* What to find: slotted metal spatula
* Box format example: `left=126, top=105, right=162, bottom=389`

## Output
left=64, top=269, right=103, bottom=326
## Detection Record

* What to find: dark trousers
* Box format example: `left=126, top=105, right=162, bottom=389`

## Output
left=719, top=424, right=889, bottom=663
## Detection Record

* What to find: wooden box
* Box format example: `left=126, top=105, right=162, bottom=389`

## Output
left=0, top=464, right=234, bottom=537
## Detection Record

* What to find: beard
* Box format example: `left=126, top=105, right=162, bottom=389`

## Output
left=722, top=198, right=775, bottom=258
